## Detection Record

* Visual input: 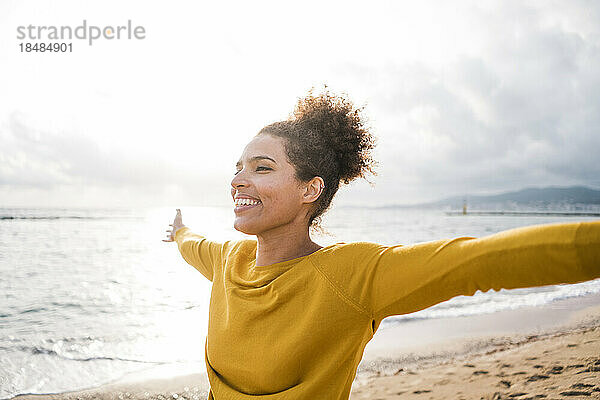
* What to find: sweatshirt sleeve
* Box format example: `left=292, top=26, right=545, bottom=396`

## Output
left=351, top=220, right=600, bottom=326
left=174, top=226, right=229, bottom=282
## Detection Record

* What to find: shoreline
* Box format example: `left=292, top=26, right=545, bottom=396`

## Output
left=10, top=293, right=600, bottom=400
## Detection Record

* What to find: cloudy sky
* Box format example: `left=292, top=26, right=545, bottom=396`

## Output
left=1, top=0, right=599, bottom=208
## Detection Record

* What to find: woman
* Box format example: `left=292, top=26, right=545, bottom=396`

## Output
left=163, top=88, right=600, bottom=400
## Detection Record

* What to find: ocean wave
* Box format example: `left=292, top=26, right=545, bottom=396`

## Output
left=19, top=307, right=50, bottom=314
left=0, top=216, right=103, bottom=220
left=381, top=279, right=600, bottom=327
left=16, top=344, right=167, bottom=364
left=49, top=301, right=83, bottom=308
left=0, top=214, right=142, bottom=220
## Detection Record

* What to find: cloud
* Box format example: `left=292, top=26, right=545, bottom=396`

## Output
left=1, top=1, right=599, bottom=207
left=331, top=1, right=600, bottom=200
left=0, top=113, right=232, bottom=206
left=1, top=113, right=169, bottom=187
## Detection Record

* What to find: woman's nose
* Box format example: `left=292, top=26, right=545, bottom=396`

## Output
left=230, top=170, right=247, bottom=189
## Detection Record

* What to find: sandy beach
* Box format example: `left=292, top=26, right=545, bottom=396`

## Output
left=11, top=294, right=600, bottom=400
left=353, top=327, right=600, bottom=399
left=352, top=314, right=600, bottom=399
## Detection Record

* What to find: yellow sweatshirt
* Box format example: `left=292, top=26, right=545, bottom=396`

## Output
left=174, top=221, right=600, bottom=400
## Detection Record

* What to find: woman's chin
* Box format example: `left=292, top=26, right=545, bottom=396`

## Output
left=233, top=219, right=259, bottom=235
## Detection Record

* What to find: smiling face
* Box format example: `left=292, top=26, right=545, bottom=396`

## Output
left=231, top=134, right=319, bottom=235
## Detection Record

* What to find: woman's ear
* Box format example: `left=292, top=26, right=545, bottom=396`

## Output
left=302, top=176, right=325, bottom=204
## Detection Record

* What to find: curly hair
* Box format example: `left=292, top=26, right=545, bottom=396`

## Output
left=257, top=85, right=377, bottom=232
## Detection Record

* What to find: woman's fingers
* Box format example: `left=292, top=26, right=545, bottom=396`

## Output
left=163, top=209, right=182, bottom=243
left=174, top=209, right=183, bottom=224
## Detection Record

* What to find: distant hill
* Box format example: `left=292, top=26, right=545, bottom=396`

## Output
left=381, top=186, right=600, bottom=209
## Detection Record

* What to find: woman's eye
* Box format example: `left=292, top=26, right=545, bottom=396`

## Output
left=234, top=166, right=271, bottom=175
left=233, top=165, right=273, bottom=175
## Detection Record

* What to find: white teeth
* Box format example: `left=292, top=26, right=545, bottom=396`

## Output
left=235, top=198, right=261, bottom=206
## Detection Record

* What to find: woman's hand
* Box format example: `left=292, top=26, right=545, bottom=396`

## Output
left=162, top=208, right=186, bottom=242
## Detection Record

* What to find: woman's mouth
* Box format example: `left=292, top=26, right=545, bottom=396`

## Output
left=234, top=198, right=262, bottom=212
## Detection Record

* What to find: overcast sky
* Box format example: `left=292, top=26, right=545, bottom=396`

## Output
left=1, top=0, right=599, bottom=208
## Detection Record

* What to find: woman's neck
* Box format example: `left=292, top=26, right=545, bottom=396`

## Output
left=255, top=224, right=322, bottom=266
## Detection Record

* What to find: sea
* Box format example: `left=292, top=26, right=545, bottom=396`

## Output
left=1, top=204, right=600, bottom=399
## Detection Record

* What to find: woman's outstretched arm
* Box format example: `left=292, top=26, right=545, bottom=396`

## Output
left=163, top=208, right=229, bottom=282
left=346, top=221, right=600, bottom=327
left=174, top=227, right=231, bottom=282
